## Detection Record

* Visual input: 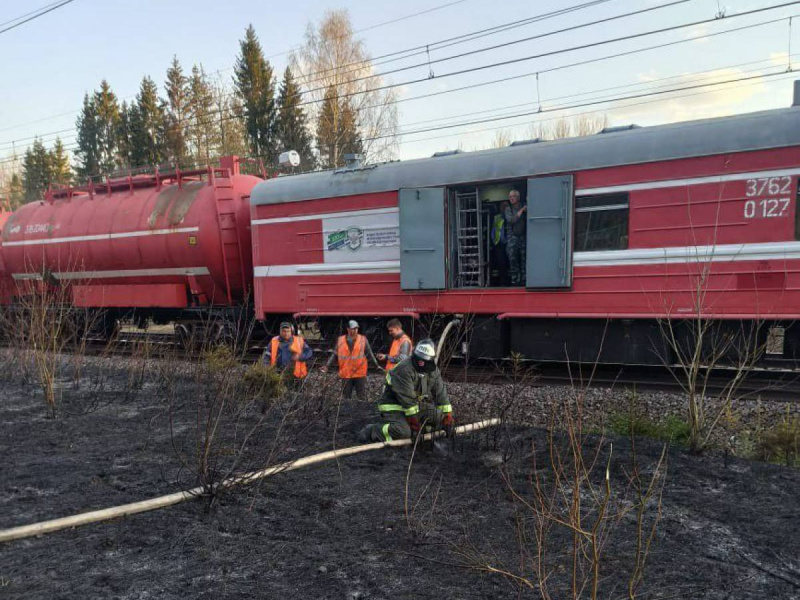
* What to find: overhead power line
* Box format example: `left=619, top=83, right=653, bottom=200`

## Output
left=299, top=0, right=692, bottom=97
left=365, top=70, right=790, bottom=141
left=296, top=0, right=619, bottom=87
left=0, top=64, right=792, bottom=170
left=0, top=0, right=615, bottom=138
left=3, top=2, right=798, bottom=165
left=0, top=0, right=77, bottom=36
left=1, top=0, right=770, bottom=150
left=296, top=0, right=800, bottom=108
left=6, top=10, right=790, bottom=153
left=398, top=74, right=797, bottom=147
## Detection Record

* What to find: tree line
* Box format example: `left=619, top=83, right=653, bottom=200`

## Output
left=2, top=11, right=398, bottom=208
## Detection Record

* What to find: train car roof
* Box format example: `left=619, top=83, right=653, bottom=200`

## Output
left=251, top=105, right=800, bottom=206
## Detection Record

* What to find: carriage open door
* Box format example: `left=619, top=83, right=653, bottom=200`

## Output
left=399, top=187, right=447, bottom=290
left=526, top=174, right=575, bottom=288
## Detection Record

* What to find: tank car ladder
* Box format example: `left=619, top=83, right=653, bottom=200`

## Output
left=211, top=172, right=247, bottom=305
left=454, top=189, right=484, bottom=287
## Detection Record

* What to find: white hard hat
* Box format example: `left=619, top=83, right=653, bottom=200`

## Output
left=413, top=339, right=436, bottom=361
left=347, top=320, right=359, bottom=329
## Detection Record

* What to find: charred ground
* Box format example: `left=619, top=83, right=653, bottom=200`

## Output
left=1, top=359, right=799, bottom=599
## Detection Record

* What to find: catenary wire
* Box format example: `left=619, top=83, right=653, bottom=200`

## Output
left=0, top=0, right=77, bottom=36
left=0, top=0, right=618, bottom=140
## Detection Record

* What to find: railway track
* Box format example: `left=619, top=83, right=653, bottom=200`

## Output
left=72, top=330, right=800, bottom=402
left=442, top=362, right=800, bottom=401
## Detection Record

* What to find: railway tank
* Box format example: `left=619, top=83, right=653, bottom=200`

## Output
left=1, top=157, right=258, bottom=317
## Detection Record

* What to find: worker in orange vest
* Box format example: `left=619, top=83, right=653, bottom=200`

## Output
left=376, top=318, right=412, bottom=371
left=321, top=320, right=381, bottom=400
left=263, top=322, right=313, bottom=380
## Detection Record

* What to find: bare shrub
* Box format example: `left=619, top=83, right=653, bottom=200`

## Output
left=165, top=339, right=323, bottom=509
left=658, top=312, right=767, bottom=454
left=419, top=387, right=667, bottom=599
left=10, top=273, right=87, bottom=418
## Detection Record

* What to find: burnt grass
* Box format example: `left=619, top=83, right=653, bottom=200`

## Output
left=1, top=360, right=799, bottom=599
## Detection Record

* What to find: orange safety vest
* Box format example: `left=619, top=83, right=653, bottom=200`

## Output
left=387, top=334, right=412, bottom=371
left=270, top=335, right=308, bottom=379
left=337, top=334, right=368, bottom=379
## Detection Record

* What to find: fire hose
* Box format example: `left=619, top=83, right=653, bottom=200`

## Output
left=0, top=418, right=500, bottom=544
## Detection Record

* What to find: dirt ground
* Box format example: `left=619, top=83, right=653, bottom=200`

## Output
left=1, top=360, right=799, bottom=599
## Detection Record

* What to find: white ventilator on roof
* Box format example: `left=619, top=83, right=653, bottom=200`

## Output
left=278, top=150, right=301, bottom=168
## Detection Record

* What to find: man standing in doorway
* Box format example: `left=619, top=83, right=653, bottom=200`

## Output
left=504, top=190, right=527, bottom=286
left=377, top=318, right=412, bottom=371
left=321, top=320, right=382, bottom=401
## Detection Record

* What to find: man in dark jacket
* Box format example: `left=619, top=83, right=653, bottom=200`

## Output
left=263, top=322, right=313, bottom=380
left=504, top=190, right=527, bottom=286
left=357, top=339, right=454, bottom=443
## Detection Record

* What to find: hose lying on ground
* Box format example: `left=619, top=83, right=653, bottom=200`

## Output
left=0, top=418, right=501, bottom=544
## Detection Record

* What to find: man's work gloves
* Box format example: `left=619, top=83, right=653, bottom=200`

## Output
left=442, top=412, right=455, bottom=438
left=407, top=416, right=421, bottom=433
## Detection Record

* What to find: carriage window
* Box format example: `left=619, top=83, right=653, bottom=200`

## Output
left=574, top=193, right=629, bottom=251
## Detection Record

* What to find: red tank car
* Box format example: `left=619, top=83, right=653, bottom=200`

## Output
left=1, top=157, right=258, bottom=325
left=250, top=90, right=800, bottom=364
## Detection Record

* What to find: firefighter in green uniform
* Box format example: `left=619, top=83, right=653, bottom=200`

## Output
left=358, top=339, right=455, bottom=443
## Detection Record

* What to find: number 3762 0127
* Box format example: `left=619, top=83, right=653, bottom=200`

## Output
left=743, top=176, right=793, bottom=219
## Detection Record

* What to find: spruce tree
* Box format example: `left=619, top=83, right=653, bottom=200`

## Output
left=22, top=139, right=53, bottom=201
left=276, top=66, right=313, bottom=169
left=75, top=93, right=101, bottom=179
left=130, top=76, right=167, bottom=167
left=316, top=85, right=363, bottom=169
left=8, top=173, right=24, bottom=209
left=116, top=101, right=134, bottom=169
left=164, top=56, right=189, bottom=163
left=49, top=138, right=72, bottom=186
left=187, top=64, right=216, bottom=162
left=93, top=79, right=120, bottom=174
left=233, top=25, right=277, bottom=160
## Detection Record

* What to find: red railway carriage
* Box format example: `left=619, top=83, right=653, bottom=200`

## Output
left=250, top=100, right=800, bottom=364
left=1, top=157, right=258, bottom=334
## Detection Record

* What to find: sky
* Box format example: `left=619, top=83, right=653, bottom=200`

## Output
left=0, top=0, right=798, bottom=170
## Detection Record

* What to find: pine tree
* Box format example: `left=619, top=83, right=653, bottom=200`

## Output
left=276, top=66, right=314, bottom=169
left=214, top=82, right=249, bottom=158
left=8, top=173, right=24, bottom=210
left=316, top=85, right=363, bottom=169
left=164, top=56, right=189, bottom=164
left=187, top=64, right=217, bottom=162
left=94, top=80, right=121, bottom=174
left=75, top=93, right=101, bottom=179
left=49, top=138, right=72, bottom=186
left=22, top=139, right=53, bottom=201
left=234, top=25, right=277, bottom=160
left=116, top=101, right=134, bottom=169
left=129, top=76, right=167, bottom=167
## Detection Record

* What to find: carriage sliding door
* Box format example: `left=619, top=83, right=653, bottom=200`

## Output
left=399, top=187, right=447, bottom=290
left=526, top=174, right=574, bottom=288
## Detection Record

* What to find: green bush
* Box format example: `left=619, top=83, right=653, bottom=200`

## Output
left=757, top=411, right=800, bottom=467
left=242, top=362, right=286, bottom=400
left=608, top=411, right=690, bottom=446
left=202, top=345, right=238, bottom=374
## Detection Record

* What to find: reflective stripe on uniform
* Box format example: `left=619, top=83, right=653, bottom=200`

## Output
left=377, top=403, right=418, bottom=416
left=381, top=423, right=392, bottom=442
left=437, top=404, right=453, bottom=413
